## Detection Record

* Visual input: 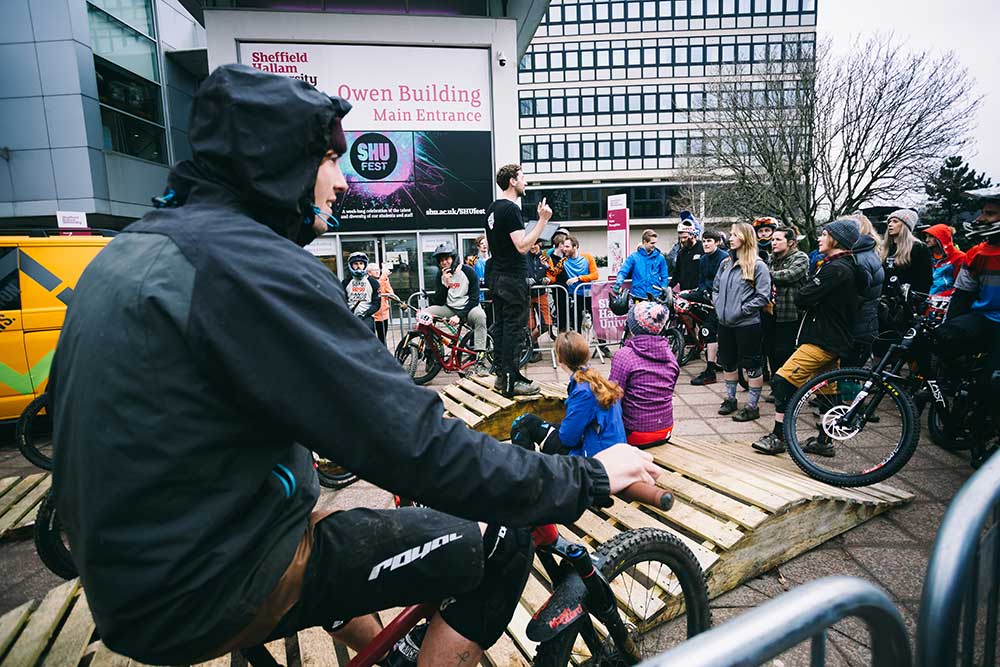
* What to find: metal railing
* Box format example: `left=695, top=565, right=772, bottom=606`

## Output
left=640, top=577, right=911, bottom=667
left=916, top=451, right=1000, bottom=667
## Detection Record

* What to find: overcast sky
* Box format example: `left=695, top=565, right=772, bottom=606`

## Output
left=818, top=0, right=999, bottom=184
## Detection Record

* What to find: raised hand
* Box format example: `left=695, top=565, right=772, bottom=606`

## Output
left=537, top=197, right=553, bottom=223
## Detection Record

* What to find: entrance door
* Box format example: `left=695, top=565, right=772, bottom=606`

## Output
left=419, top=233, right=457, bottom=299
left=458, top=232, right=485, bottom=267
left=341, top=237, right=378, bottom=281
left=381, top=235, right=418, bottom=303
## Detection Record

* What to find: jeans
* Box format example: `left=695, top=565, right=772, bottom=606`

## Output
left=425, top=304, right=488, bottom=350
left=487, top=273, right=530, bottom=383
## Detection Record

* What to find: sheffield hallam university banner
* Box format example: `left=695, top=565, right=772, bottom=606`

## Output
left=239, top=44, right=494, bottom=231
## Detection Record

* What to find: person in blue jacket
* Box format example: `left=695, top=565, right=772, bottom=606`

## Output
left=613, top=228, right=670, bottom=300
left=510, top=331, right=626, bottom=458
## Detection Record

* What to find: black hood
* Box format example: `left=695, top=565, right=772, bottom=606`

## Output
left=165, top=64, right=351, bottom=246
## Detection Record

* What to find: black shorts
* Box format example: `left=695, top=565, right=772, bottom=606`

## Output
left=717, top=322, right=762, bottom=372
left=267, top=507, right=484, bottom=639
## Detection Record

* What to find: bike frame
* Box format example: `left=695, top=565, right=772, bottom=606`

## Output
left=414, top=319, right=478, bottom=373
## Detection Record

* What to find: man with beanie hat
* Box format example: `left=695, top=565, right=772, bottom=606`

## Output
left=609, top=302, right=681, bottom=446
left=753, top=219, right=866, bottom=455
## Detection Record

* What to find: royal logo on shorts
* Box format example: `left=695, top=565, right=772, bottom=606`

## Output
left=368, top=532, right=462, bottom=580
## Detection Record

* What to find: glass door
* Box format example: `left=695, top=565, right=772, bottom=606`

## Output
left=458, top=232, right=486, bottom=268
left=341, top=237, right=378, bottom=281
left=419, top=233, right=457, bottom=299
left=381, top=235, right=419, bottom=304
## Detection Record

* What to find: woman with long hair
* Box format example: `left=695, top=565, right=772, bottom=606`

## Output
left=846, top=213, right=885, bottom=368
left=712, top=222, right=772, bottom=422
left=510, top=331, right=626, bottom=457
left=881, top=209, right=932, bottom=294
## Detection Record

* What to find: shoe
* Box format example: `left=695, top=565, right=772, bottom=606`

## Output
left=529, top=350, right=542, bottom=363
left=732, top=405, right=760, bottom=422
left=801, top=436, right=835, bottom=457
left=472, top=353, right=491, bottom=377
left=493, top=376, right=505, bottom=393
left=718, top=398, right=738, bottom=415
left=691, top=369, right=717, bottom=385
left=752, top=433, right=786, bottom=455
left=507, top=380, right=541, bottom=397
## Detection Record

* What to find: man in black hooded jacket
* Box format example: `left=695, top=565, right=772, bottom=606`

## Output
left=48, top=65, right=659, bottom=666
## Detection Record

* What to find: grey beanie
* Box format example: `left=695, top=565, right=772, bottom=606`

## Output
left=825, top=218, right=861, bottom=250
left=887, top=208, right=919, bottom=231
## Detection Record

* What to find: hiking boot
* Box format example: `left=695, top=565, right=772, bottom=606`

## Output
left=493, top=375, right=505, bottom=393
left=752, top=433, right=786, bottom=455
left=507, top=380, right=541, bottom=397
left=801, top=436, right=835, bottom=457
left=718, top=397, right=738, bottom=415
left=732, top=405, right=760, bottom=422
left=691, top=368, right=717, bottom=385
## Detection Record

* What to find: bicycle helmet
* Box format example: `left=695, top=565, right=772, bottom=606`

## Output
left=609, top=289, right=630, bottom=316
left=753, top=216, right=780, bottom=231
left=347, top=251, right=369, bottom=278
left=677, top=219, right=697, bottom=236
left=964, top=186, right=1000, bottom=240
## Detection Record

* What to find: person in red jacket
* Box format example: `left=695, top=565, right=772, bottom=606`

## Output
left=923, top=224, right=966, bottom=297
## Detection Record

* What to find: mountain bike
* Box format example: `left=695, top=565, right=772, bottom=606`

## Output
left=782, top=280, right=997, bottom=486
left=17, top=393, right=53, bottom=470
left=618, top=287, right=684, bottom=361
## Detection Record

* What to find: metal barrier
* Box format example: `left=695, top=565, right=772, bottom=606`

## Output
left=916, top=452, right=1000, bottom=667
left=640, top=577, right=912, bottom=667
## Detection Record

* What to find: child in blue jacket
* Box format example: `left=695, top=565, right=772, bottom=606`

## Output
left=511, top=331, right=626, bottom=457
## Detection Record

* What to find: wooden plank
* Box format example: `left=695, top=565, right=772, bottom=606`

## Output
left=296, top=627, right=337, bottom=667
left=601, top=499, right=719, bottom=570
left=439, top=393, right=483, bottom=429
left=0, top=599, right=37, bottom=660
left=193, top=654, right=232, bottom=667
left=3, top=578, right=80, bottom=667
left=40, top=592, right=95, bottom=667
left=572, top=510, right=623, bottom=545
left=458, top=379, right=514, bottom=408
left=87, top=643, right=132, bottom=667
left=0, top=477, right=20, bottom=502
left=650, top=447, right=787, bottom=512
left=263, top=638, right=285, bottom=665
left=13, top=503, right=41, bottom=531
left=644, top=496, right=745, bottom=550
left=0, top=475, right=51, bottom=538
left=440, top=385, right=500, bottom=419
left=484, top=631, right=530, bottom=667
left=0, top=474, right=45, bottom=517
left=504, top=603, right=538, bottom=662
left=657, top=471, right=768, bottom=529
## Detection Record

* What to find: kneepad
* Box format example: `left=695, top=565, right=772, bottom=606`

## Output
left=744, top=366, right=763, bottom=379
left=439, top=525, right=535, bottom=648
left=772, top=375, right=795, bottom=413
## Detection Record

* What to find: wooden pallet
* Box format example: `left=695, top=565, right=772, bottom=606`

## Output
left=1, top=382, right=913, bottom=666
left=0, top=473, right=50, bottom=541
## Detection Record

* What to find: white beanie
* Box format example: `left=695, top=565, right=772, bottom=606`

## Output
left=887, top=209, right=919, bottom=232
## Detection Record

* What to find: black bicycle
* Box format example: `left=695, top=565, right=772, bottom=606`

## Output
left=618, top=287, right=685, bottom=361
left=783, top=280, right=997, bottom=486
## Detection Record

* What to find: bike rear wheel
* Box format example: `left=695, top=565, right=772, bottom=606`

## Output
left=784, top=368, right=919, bottom=487
left=485, top=325, right=533, bottom=369
left=395, top=332, right=441, bottom=385
left=533, top=528, right=711, bottom=666
left=664, top=328, right=684, bottom=362
left=927, top=400, right=972, bottom=452
left=35, top=491, right=78, bottom=580
left=17, top=393, right=53, bottom=471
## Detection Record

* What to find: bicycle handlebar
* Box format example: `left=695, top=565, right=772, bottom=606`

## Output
left=619, top=481, right=674, bottom=511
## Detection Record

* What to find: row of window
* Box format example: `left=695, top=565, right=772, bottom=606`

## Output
left=87, top=1, right=168, bottom=164
left=543, top=0, right=817, bottom=24
left=520, top=184, right=736, bottom=220
left=535, top=13, right=816, bottom=37
left=519, top=33, right=814, bottom=73
left=520, top=133, right=711, bottom=163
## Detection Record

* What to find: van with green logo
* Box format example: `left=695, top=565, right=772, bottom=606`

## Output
left=0, top=232, right=113, bottom=423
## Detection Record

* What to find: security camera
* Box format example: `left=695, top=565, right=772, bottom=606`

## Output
left=497, top=51, right=507, bottom=67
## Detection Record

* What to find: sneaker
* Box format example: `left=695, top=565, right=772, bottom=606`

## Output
left=752, top=433, right=786, bottom=455
left=493, top=376, right=505, bottom=393
left=718, top=397, right=738, bottom=415
left=507, top=380, right=541, bottom=397
left=801, top=436, right=835, bottom=457
left=472, top=353, right=491, bottom=377
left=732, top=405, right=760, bottom=422
left=691, top=369, right=717, bottom=385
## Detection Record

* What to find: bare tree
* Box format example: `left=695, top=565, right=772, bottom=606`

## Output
left=696, top=36, right=980, bottom=242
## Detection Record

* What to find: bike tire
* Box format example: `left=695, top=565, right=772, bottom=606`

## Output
left=34, top=491, right=78, bottom=580
left=486, top=325, right=532, bottom=369
left=784, top=368, right=919, bottom=487
left=315, top=458, right=358, bottom=490
left=533, top=528, right=711, bottom=666
left=396, top=333, right=441, bottom=385
left=458, top=330, right=494, bottom=367
left=17, top=393, right=53, bottom=471
left=927, top=401, right=971, bottom=452
left=664, top=328, right=684, bottom=362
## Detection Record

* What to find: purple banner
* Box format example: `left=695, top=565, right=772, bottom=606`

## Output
left=590, top=281, right=630, bottom=341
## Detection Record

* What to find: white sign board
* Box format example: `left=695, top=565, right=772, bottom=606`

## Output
left=238, top=43, right=491, bottom=132
left=56, top=211, right=88, bottom=229
left=304, top=236, right=338, bottom=257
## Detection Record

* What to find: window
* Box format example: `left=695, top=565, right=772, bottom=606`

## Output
left=88, top=5, right=158, bottom=82
left=89, top=0, right=153, bottom=36
left=519, top=99, right=534, bottom=117
left=521, top=143, right=535, bottom=161
left=95, top=57, right=161, bottom=123
left=100, top=105, right=166, bottom=163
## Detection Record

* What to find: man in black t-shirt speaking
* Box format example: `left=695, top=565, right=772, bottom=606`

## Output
left=486, top=163, right=552, bottom=397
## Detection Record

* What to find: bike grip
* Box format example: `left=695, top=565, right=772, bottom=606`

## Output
left=619, top=481, right=674, bottom=511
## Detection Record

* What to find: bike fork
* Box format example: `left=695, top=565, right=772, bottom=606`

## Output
left=564, top=545, right=640, bottom=664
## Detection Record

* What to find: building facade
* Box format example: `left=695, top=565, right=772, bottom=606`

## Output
left=0, top=0, right=205, bottom=229
left=516, top=0, right=818, bottom=264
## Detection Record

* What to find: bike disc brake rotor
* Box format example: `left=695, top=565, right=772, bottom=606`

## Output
left=820, top=405, right=861, bottom=440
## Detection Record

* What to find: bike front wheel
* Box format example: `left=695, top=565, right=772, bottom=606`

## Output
left=533, top=528, right=711, bottom=666
left=784, top=368, right=919, bottom=487
left=35, top=491, right=78, bottom=580
left=663, top=328, right=684, bottom=363
left=17, top=393, right=53, bottom=471
left=395, top=332, right=441, bottom=385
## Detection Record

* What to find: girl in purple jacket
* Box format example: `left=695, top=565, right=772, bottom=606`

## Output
left=609, top=301, right=680, bottom=446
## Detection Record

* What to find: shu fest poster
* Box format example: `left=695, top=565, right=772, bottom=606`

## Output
left=238, top=43, right=495, bottom=230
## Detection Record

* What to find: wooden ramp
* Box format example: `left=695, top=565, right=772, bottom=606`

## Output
left=0, top=381, right=913, bottom=666
left=0, top=473, right=49, bottom=542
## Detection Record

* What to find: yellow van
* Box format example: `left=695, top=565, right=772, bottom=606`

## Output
left=0, top=232, right=113, bottom=423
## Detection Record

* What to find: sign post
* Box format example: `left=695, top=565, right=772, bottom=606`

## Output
left=606, top=194, right=629, bottom=276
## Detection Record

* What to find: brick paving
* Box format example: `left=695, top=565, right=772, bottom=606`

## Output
left=0, top=337, right=978, bottom=665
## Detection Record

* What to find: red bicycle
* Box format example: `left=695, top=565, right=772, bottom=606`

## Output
left=388, top=294, right=491, bottom=385
left=244, top=482, right=710, bottom=667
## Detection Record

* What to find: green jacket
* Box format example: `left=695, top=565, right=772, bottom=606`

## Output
left=770, top=250, right=809, bottom=323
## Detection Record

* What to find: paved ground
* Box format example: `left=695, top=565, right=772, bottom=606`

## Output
left=0, top=339, right=977, bottom=665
